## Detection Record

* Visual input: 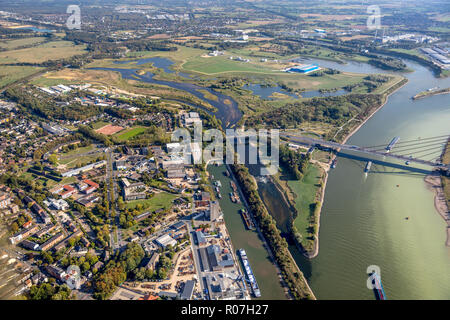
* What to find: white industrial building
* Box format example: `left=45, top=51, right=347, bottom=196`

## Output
left=155, top=234, right=177, bottom=248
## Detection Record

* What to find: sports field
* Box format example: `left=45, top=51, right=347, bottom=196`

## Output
left=96, top=124, right=125, bottom=135
left=114, top=126, right=147, bottom=141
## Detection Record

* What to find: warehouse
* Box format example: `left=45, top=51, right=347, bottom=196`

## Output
left=155, top=234, right=177, bottom=248
left=286, top=64, right=320, bottom=74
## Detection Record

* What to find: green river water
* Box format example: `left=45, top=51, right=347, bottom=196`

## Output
left=256, top=59, right=450, bottom=299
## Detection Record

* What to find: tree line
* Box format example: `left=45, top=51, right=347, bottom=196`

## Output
left=231, top=164, right=314, bottom=299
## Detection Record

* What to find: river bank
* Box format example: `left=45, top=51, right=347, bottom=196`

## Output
left=412, top=87, right=450, bottom=100
left=424, top=174, right=450, bottom=246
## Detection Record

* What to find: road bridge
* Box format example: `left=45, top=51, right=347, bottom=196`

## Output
left=281, top=133, right=450, bottom=173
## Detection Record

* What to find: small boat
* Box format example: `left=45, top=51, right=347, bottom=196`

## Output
left=364, top=161, right=372, bottom=173
left=331, top=159, right=337, bottom=169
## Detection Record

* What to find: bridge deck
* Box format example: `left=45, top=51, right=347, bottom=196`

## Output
left=281, top=134, right=448, bottom=170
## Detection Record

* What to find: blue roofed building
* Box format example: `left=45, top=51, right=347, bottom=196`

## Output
left=287, top=64, right=320, bottom=74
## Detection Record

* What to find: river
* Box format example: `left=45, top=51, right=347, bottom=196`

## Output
left=255, top=58, right=450, bottom=299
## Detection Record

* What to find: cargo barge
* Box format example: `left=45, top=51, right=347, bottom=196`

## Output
left=370, top=272, right=387, bottom=300
left=364, top=161, right=372, bottom=173
left=238, top=249, right=261, bottom=298
left=230, top=181, right=241, bottom=203
left=240, top=209, right=255, bottom=230
left=385, top=136, right=400, bottom=152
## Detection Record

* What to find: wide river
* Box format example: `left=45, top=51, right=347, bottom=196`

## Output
left=289, top=59, right=450, bottom=299
left=94, top=56, right=450, bottom=299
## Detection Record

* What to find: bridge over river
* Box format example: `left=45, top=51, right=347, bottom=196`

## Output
left=281, top=133, right=450, bottom=173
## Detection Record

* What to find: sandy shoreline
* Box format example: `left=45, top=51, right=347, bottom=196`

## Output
left=424, top=174, right=450, bottom=247
left=307, top=77, right=409, bottom=259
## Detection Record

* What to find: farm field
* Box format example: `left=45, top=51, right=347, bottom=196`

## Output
left=0, top=37, right=46, bottom=50
left=0, top=65, right=43, bottom=88
left=0, top=40, right=87, bottom=64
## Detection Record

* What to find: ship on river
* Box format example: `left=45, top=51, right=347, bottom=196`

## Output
left=364, top=161, right=372, bottom=173
left=331, top=159, right=337, bottom=169
left=370, top=272, right=387, bottom=300
left=230, top=181, right=241, bottom=203
left=238, top=249, right=261, bottom=298
left=240, top=209, right=255, bottom=230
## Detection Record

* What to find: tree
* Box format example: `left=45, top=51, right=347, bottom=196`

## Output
left=81, top=261, right=91, bottom=273
left=48, top=154, right=58, bottom=166
left=41, top=251, right=54, bottom=264
left=10, top=222, right=19, bottom=233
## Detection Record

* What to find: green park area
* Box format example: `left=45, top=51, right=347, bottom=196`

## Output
left=126, top=192, right=178, bottom=212
left=276, top=162, right=324, bottom=252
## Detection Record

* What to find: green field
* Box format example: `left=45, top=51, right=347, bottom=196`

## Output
left=114, top=126, right=146, bottom=141
left=30, top=76, right=76, bottom=87
left=284, top=164, right=323, bottom=250
left=389, top=48, right=426, bottom=59
left=91, top=121, right=111, bottom=130
left=182, top=55, right=274, bottom=75
left=59, top=154, right=102, bottom=169
left=0, top=65, right=43, bottom=88
left=0, top=40, right=87, bottom=64
left=0, top=37, right=46, bottom=50
left=126, top=192, right=178, bottom=212
left=58, top=144, right=94, bottom=157
left=126, top=45, right=206, bottom=62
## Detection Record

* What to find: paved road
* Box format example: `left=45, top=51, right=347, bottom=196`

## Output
left=185, top=222, right=205, bottom=299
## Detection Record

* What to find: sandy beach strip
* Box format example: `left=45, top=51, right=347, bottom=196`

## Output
left=424, top=174, right=450, bottom=246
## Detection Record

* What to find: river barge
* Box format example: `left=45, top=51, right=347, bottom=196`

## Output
left=238, top=249, right=261, bottom=298
left=370, top=272, right=387, bottom=300
left=240, top=209, right=255, bottom=230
